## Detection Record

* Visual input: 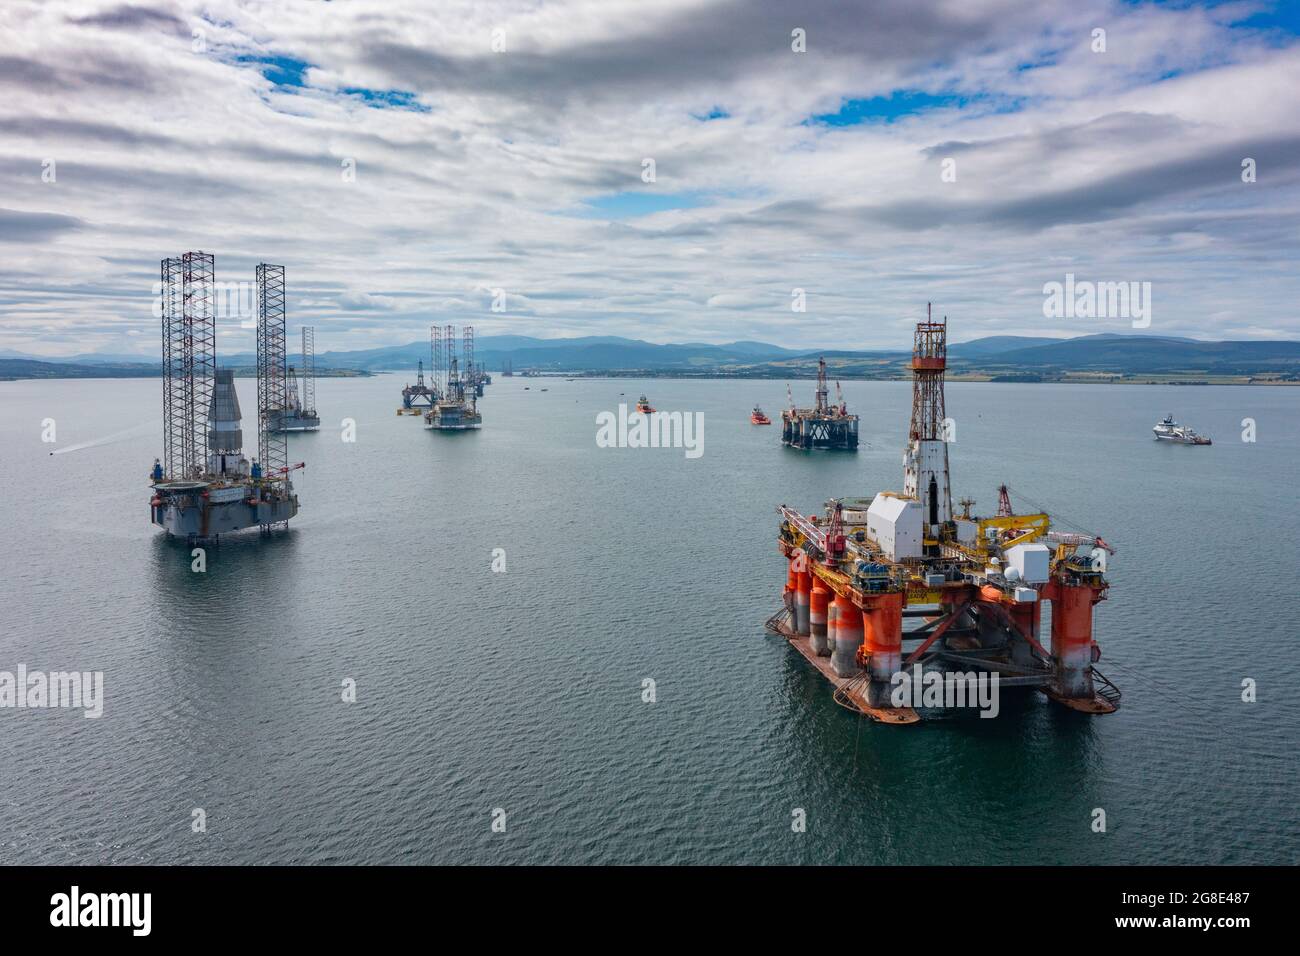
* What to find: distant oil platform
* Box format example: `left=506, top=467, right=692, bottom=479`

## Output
left=149, top=253, right=303, bottom=543
left=781, top=357, right=858, bottom=449
left=400, top=357, right=438, bottom=416
left=769, top=306, right=1119, bottom=722
left=425, top=324, right=482, bottom=430
left=270, top=327, right=320, bottom=431
left=468, top=362, right=492, bottom=396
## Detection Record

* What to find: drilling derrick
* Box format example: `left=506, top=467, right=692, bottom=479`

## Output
left=286, top=367, right=300, bottom=416
left=399, top=326, right=439, bottom=414
left=903, top=304, right=952, bottom=547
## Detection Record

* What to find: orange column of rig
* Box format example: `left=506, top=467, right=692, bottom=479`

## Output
left=830, top=593, right=862, bottom=677
left=794, top=565, right=812, bottom=636
left=1043, top=581, right=1103, bottom=704
left=860, top=592, right=904, bottom=706
left=809, top=581, right=830, bottom=655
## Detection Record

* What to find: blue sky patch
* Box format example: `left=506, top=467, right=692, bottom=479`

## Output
left=341, top=88, right=430, bottom=112
left=239, top=54, right=311, bottom=89
left=572, top=191, right=708, bottom=219
left=692, top=106, right=730, bottom=121
left=809, top=91, right=971, bottom=126
left=1132, top=0, right=1300, bottom=35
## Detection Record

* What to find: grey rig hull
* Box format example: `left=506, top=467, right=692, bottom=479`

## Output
left=270, top=411, right=320, bottom=432
left=424, top=403, right=481, bottom=430
left=150, top=481, right=298, bottom=541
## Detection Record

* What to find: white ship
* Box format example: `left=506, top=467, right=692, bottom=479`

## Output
left=1153, top=414, right=1211, bottom=445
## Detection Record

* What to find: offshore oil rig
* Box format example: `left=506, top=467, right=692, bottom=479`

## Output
left=781, top=357, right=858, bottom=449
left=399, top=358, right=438, bottom=415
left=271, top=327, right=320, bottom=431
left=769, top=307, right=1119, bottom=722
left=467, top=363, right=492, bottom=397
left=426, top=325, right=482, bottom=430
left=149, top=253, right=303, bottom=542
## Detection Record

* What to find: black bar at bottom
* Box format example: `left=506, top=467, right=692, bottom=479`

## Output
left=0, top=865, right=1281, bottom=940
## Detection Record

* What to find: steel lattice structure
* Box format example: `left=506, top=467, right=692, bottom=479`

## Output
left=160, top=251, right=215, bottom=479
left=256, top=263, right=288, bottom=477
left=431, top=324, right=443, bottom=392
left=301, top=326, right=316, bottom=415
left=909, top=304, right=947, bottom=442
left=463, top=325, right=473, bottom=388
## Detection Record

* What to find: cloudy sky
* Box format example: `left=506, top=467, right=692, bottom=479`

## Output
left=2, top=0, right=1299, bottom=357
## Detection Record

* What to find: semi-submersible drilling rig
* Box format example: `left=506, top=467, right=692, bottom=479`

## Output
left=770, top=307, right=1120, bottom=723
left=149, top=252, right=303, bottom=542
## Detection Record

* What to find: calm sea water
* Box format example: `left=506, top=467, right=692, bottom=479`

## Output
left=1, top=374, right=1296, bottom=864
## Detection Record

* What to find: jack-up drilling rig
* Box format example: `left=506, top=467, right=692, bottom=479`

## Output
left=425, top=325, right=482, bottom=430
left=770, top=306, right=1119, bottom=722
left=273, top=326, right=321, bottom=431
left=148, top=253, right=303, bottom=542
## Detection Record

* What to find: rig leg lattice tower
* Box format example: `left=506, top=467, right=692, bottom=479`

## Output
left=160, top=251, right=215, bottom=480
left=256, top=263, right=288, bottom=481
left=301, top=325, right=316, bottom=417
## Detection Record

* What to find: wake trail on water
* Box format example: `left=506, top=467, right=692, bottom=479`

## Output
left=49, top=422, right=153, bottom=456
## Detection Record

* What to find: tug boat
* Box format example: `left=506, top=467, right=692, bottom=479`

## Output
left=635, top=395, right=655, bottom=414
left=1153, top=414, right=1211, bottom=445
left=751, top=405, right=771, bottom=425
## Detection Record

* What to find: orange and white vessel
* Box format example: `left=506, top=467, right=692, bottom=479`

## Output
left=768, top=305, right=1120, bottom=723
left=635, top=394, right=655, bottom=414
left=751, top=405, right=771, bottom=425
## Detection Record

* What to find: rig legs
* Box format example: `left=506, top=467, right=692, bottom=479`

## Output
left=794, top=565, right=811, bottom=636
left=825, top=598, right=839, bottom=658
left=809, top=582, right=830, bottom=656
left=1047, top=582, right=1099, bottom=701
left=831, top=593, right=862, bottom=677
left=861, top=592, right=904, bottom=708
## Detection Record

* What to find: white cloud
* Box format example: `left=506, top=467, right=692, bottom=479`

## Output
left=1, top=0, right=1298, bottom=358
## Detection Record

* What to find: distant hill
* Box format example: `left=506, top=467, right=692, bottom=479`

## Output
left=238, top=335, right=801, bottom=372
left=985, top=336, right=1300, bottom=374
left=0, top=358, right=157, bottom=380
left=5, top=333, right=1299, bottom=382
left=948, top=335, right=1065, bottom=356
